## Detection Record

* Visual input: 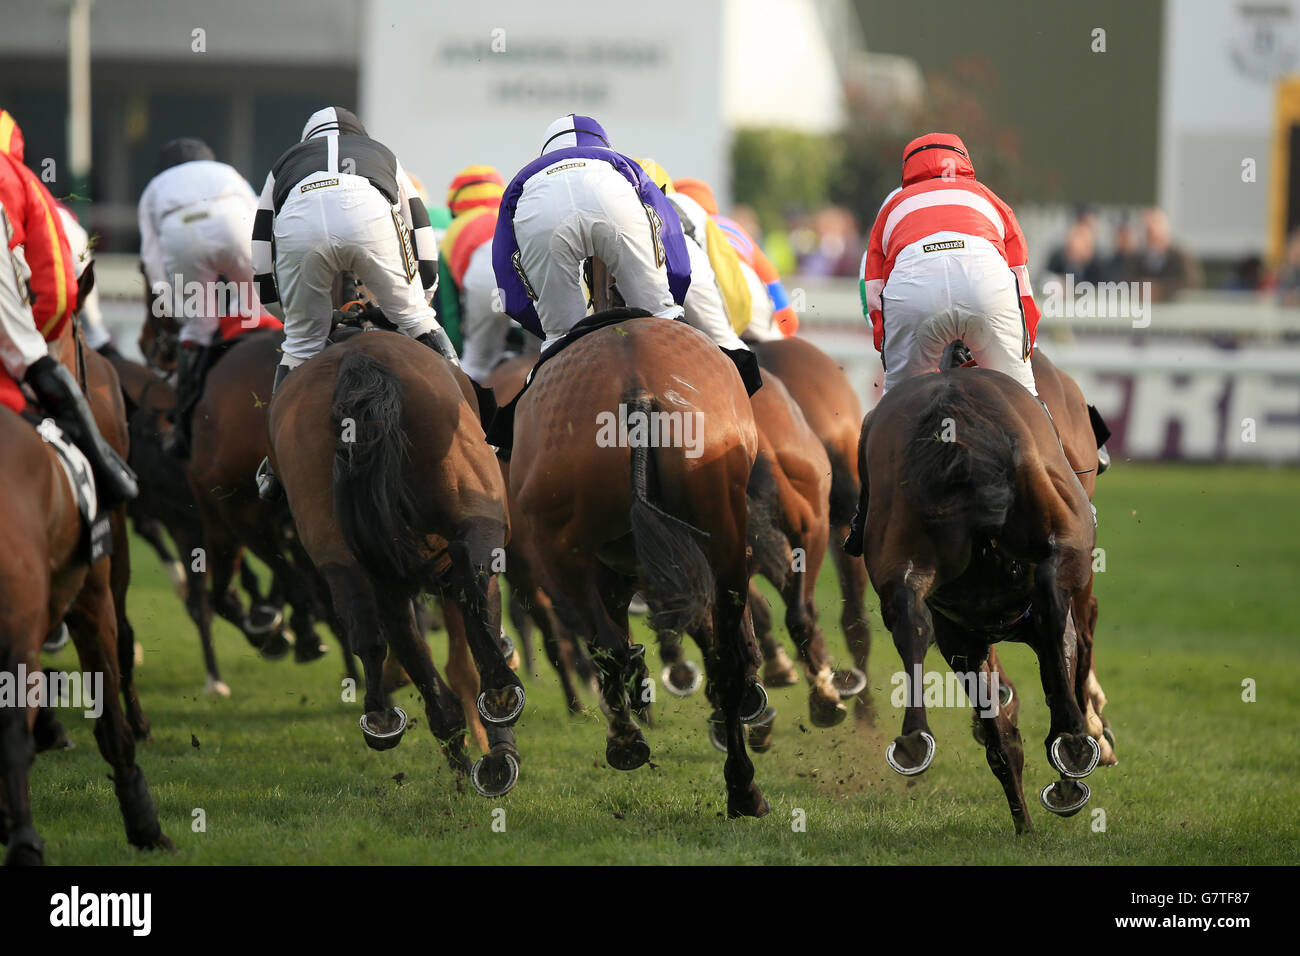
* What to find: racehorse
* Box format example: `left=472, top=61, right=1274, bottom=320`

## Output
left=0, top=297, right=171, bottom=864
left=108, top=352, right=285, bottom=697
left=486, top=354, right=596, bottom=714
left=853, top=351, right=1102, bottom=833
left=659, top=368, right=865, bottom=739
left=509, top=311, right=771, bottom=818
left=748, top=337, right=876, bottom=720
left=268, top=331, right=523, bottom=797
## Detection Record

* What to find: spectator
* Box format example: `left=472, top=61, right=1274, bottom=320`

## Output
left=1275, top=227, right=1300, bottom=306
left=1131, top=207, right=1200, bottom=301
left=1045, top=220, right=1105, bottom=285
left=1102, top=216, right=1140, bottom=283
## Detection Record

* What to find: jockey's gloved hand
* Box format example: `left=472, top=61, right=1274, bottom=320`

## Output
left=416, top=328, right=461, bottom=367
left=25, top=356, right=139, bottom=509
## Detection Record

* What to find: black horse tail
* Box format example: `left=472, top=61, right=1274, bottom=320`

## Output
left=626, top=391, right=715, bottom=634
left=901, top=378, right=1018, bottom=532
left=746, top=453, right=790, bottom=589
left=330, top=350, right=425, bottom=591
left=827, top=449, right=859, bottom=528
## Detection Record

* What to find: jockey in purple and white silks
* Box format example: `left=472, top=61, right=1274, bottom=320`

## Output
left=492, top=114, right=692, bottom=353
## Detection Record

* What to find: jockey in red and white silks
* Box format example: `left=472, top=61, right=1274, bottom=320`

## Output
left=860, top=133, right=1042, bottom=395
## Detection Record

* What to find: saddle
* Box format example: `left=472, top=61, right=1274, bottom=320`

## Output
left=20, top=409, right=112, bottom=563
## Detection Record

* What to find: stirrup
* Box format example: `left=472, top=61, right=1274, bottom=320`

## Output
left=255, top=456, right=282, bottom=502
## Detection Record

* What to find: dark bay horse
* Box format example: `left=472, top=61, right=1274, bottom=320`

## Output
left=855, top=360, right=1101, bottom=834
left=269, top=332, right=523, bottom=797
left=0, top=323, right=170, bottom=864
left=109, top=352, right=283, bottom=697
left=749, top=337, right=875, bottom=720
left=510, top=313, right=770, bottom=818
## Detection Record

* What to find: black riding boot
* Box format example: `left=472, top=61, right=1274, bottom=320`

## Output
left=255, top=364, right=292, bottom=502
left=25, top=356, right=139, bottom=509
left=1088, top=404, right=1112, bottom=475
left=164, top=343, right=209, bottom=460
left=415, top=327, right=461, bottom=366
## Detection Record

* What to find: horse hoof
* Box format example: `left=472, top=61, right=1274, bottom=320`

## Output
left=42, top=622, right=70, bottom=654
left=294, top=637, right=329, bottom=664
left=726, top=784, right=770, bottom=819
left=885, top=730, right=936, bottom=776
left=1040, top=779, right=1091, bottom=816
left=661, top=660, right=702, bottom=697
left=747, top=705, right=778, bottom=753
left=708, top=712, right=729, bottom=753
left=606, top=733, right=650, bottom=771
left=499, top=630, right=522, bottom=672
left=359, top=707, right=408, bottom=751
left=762, top=647, right=800, bottom=687
left=809, top=691, right=848, bottom=728
left=1050, top=733, right=1100, bottom=779
left=204, top=676, right=232, bottom=698
left=831, top=667, right=868, bottom=699
left=477, top=685, right=526, bottom=726
left=244, top=603, right=283, bottom=637
left=740, top=680, right=768, bottom=723
left=3, top=826, right=44, bottom=866
left=471, top=750, right=520, bottom=797
left=259, top=631, right=292, bottom=661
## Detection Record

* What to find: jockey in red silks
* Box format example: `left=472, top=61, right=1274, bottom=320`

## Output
left=860, top=132, right=1041, bottom=395
left=0, top=109, right=137, bottom=507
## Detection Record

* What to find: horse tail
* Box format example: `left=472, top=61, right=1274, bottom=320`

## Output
left=330, top=349, right=425, bottom=590
left=626, top=390, right=715, bottom=633
left=746, top=452, right=790, bottom=589
left=901, top=378, right=1018, bottom=532
left=827, top=448, right=859, bottom=527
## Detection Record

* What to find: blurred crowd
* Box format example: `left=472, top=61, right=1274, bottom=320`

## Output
left=1040, top=206, right=1201, bottom=301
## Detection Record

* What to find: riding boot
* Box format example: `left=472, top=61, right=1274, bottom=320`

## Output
left=24, top=355, right=139, bottom=509
left=255, top=364, right=292, bottom=502
left=1088, top=404, right=1112, bottom=475
left=164, top=343, right=208, bottom=460
left=416, top=328, right=461, bottom=367
left=721, top=346, right=763, bottom=396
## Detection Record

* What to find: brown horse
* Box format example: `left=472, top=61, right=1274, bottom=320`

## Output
left=486, top=354, right=595, bottom=714
left=660, top=368, right=864, bottom=739
left=107, top=352, right=286, bottom=697
left=854, top=356, right=1101, bottom=834
left=186, top=329, right=347, bottom=673
left=269, top=331, right=523, bottom=796
left=510, top=312, right=770, bottom=818
left=748, top=337, right=875, bottom=719
left=0, top=322, right=171, bottom=864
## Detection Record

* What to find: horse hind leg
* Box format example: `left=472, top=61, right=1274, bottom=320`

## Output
left=749, top=582, right=798, bottom=688
left=880, top=569, right=939, bottom=776
left=1028, top=557, right=1101, bottom=785
left=0, top=638, right=44, bottom=864
left=828, top=536, right=875, bottom=724
left=65, top=567, right=172, bottom=854
left=971, top=656, right=1033, bottom=834
left=449, top=526, right=525, bottom=728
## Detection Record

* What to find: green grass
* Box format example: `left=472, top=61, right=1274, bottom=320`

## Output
left=29, top=464, right=1300, bottom=864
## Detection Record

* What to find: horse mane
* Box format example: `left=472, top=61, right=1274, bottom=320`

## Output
left=901, top=374, right=1019, bottom=531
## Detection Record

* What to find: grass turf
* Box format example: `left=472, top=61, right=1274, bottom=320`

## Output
left=27, top=463, right=1300, bottom=864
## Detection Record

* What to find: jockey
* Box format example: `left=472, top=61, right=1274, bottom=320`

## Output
left=251, top=106, right=457, bottom=499
left=632, top=159, right=759, bottom=386
left=55, top=204, right=116, bottom=358
left=252, top=106, right=456, bottom=381
left=673, top=177, right=799, bottom=341
left=1, top=110, right=137, bottom=507
left=493, top=115, right=694, bottom=351
left=861, top=132, right=1040, bottom=396
left=138, top=137, right=263, bottom=458
left=439, top=164, right=515, bottom=381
